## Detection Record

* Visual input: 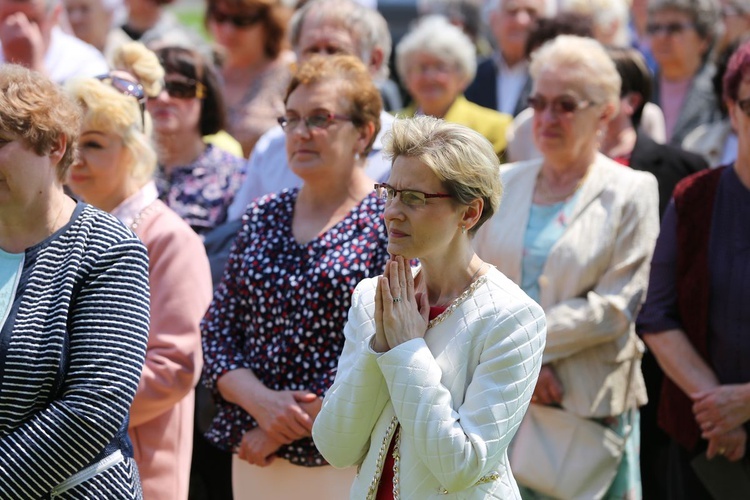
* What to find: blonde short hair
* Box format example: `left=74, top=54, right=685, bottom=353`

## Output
left=383, top=116, right=502, bottom=234
left=0, top=64, right=81, bottom=182
left=66, top=43, right=163, bottom=186
left=529, top=35, right=621, bottom=112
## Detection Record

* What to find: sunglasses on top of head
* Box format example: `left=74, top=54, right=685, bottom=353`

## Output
left=96, top=73, right=146, bottom=129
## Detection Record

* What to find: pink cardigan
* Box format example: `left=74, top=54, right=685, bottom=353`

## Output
left=129, top=199, right=212, bottom=500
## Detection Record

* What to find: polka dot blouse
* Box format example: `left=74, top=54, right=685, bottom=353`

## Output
left=201, top=188, right=389, bottom=466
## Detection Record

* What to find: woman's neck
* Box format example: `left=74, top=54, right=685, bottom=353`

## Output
left=660, top=58, right=702, bottom=82
left=419, top=97, right=456, bottom=119
left=222, top=52, right=270, bottom=74
left=157, top=132, right=206, bottom=174
left=124, top=7, right=161, bottom=34
left=0, top=190, right=74, bottom=253
left=292, top=168, right=373, bottom=244
left=600, top=117, right=637, bottom=160
left=735, top=150, right=750, bottom=190
left=418, top=250, right=486, bottom=307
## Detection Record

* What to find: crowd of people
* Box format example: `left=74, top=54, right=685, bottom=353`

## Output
left=1, top=0, right=749, bottom=498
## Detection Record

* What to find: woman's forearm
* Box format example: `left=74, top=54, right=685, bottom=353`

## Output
left=642, top=328, right=720, bottom=396
left=216, top=368, right=269, bottom=419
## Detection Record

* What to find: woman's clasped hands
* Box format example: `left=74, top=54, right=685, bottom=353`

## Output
left=238, top=388, right=321, bottom=466
left=373, top=256, right=429, bottom=353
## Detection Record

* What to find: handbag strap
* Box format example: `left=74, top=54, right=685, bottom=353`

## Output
left=617, top=356, right=639, bottom=444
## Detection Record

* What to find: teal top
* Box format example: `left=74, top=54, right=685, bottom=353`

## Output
left=0, top=250, right=24, bottom=330
left=521, top=193, right=579, bottom=302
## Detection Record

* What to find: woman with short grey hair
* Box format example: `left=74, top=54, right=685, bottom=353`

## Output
left=647, top=0, right=722, bottom=144
left=394, top=15, right=513, bottom=158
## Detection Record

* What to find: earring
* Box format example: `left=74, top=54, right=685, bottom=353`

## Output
left=461, top=225, right=466, bottom=234
left=354, top=152, right=361, bottom=161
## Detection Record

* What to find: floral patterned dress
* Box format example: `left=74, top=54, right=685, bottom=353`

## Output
left=201, top=188, right=389, bottom=465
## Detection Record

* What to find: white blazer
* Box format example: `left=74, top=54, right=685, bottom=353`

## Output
left=474, top=153, right=660, bottom=417
left=313, top=268, right=546, bottom=499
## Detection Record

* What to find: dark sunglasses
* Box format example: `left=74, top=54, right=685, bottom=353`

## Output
left=210, top=9, right=264, bottom=28
left=96, top=73, right=146, bottom=129
left=645, top=22, right=695, bottom=36
left=527, top=94, right=594, bottom=115
left=164, top=76, right=206, bottom=99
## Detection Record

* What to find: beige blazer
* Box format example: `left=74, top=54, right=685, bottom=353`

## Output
left=474, top=153, right=659, bottom=417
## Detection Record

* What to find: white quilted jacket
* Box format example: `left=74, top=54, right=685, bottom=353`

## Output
left=312, top=267, right=547, bottom=499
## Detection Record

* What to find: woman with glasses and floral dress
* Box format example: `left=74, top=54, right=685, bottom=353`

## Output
left=205, top=0, right=294, bottom=157
left=148, top=45, right=245, bottom=238
left=201, top=54, right=389, bottom=499
left=473, top=36, right=660, bottom=499
left=65, top=42, right=213, bottom=500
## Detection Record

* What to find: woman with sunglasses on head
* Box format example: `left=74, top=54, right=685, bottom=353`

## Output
left=201, top=54, right=388, bottom=499
left=65, top=42, right=213, bottom=500
left=312, top=115, right=546, bottom=499
left=473, top=35, right=660, bottom=499
left=637, top=40, right=750, bottom=500
left=0, top=64, right=150, bottom=499
left=148, top=45, right=245, bottom=237
left=205, top=0, right=294, bottom=158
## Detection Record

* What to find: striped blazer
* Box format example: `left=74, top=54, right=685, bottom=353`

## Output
left=0, top=203, right=150, bottom=498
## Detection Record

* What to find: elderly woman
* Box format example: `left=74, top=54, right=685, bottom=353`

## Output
left=474, top=35, right=660, bottom=499
left=149, top=45, right=246, bottom=237
left=65, top=43, right=213, bottom=500
left=648, top=0, right=722, bottom=145
left=395, top=15, right=512, bottom=159
left=312, top=115, right=547, bottom=498
left=637, top=40, right=750, bottom=500
left=0, top=65, right=149, bottom=497
left=206, top=0, right=294, bottom=157
left=201, top=54, right=389, bottom=499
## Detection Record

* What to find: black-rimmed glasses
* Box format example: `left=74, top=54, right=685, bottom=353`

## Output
left=96, top=73, right=146, bottom=129
left=277, top=113, right=352, bottom=132
left=374, top=183, right=452, bottom=206
left=527, top=94, right=595, bottom=116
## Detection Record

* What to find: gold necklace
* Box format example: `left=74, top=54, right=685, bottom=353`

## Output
left=434, top=261, right=487, bottom=307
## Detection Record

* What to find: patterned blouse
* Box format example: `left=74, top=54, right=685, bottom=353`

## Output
left=201, top=188, right=389, bottom=466
left=155, top=144, right=246, bottom=236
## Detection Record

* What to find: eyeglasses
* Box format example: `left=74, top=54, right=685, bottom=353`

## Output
left=411, top=61, right=457, bottom=76
left=374, top=183, right=452, bottom=206
left=645, top=22, right=695, bottom=36
left=210, top=9, right=264, bottom=28
left=163, top=76, right=206, bottom=99
left=96, top=73, right=146, bottom=129
left=277, top=113, right=352, bottom=132
left=527, top=94, right=594, bottom=115
left=736, top=97, right=750, bottom=117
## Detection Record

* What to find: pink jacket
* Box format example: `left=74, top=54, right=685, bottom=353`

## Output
left=129, top=200, right=212, bottom=500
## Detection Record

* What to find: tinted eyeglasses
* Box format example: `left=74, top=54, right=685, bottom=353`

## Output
left=210, top=9, right=264, bottom=28
left=164, top=76, right=206, bottom=99
left=645, top=22, right=695, bottom=36
left=96, top=73, right=146, bottom=128
left=374, top=183, right=452, bottom=207
left=527, top=94, right=594, bottom=115
left=277, top=113, right=352, bottom=132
